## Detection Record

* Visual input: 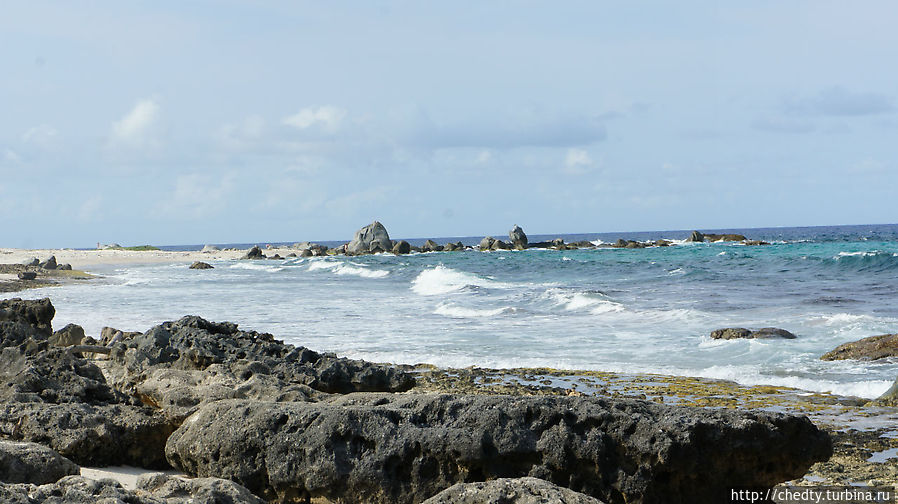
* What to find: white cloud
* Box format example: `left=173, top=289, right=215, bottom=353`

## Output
left=158, top=172, right=237, bottom=219
left=110, top=99, right=161, bottom=148
left=283, top=106, right=346, bottom=133
left=22, top=124, right=58, bottom=147
left=217, top=115, right=266, bottom=150
left=563, top=148, right=594, bottom=175
left=3, top=149, right=21, bottom=164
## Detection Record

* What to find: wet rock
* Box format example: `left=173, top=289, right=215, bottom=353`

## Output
left=568, top=240, right=595, bottom=248
left=347, top=221, right=392, bottom=255
left=655, top=240, right=671, bottom=247
left=137, top=473, right=265, bottom=503
left=423, top=240, right=442, bottom=252
left=705, top=233, right=747, bottom=242
left=490, top=239, right=510, bottom=250
left=17, top=272, right=36, bottom=281
left=744, top=240, right=770, bottom=246
left=0, top=440, right=79, bottom=485
left=711, top=327, right=797, bottom=340
left=392, top=240, right=412, bottom=255
left=166, top=393, right=831, bottom=504
left=479, top=236, right=496, bottom=251
left=241, top=246, right=265, bottom=260
left=686, top=231, right=704, bottom=243
left=422, top=477, right=605, bottom=504
left=821, top=333, right=898, bottom=361
left=443, top=241, right=464, bottom=251
left=189, top=261, right=213, bottom=270
left=39, top=256, right=57, bottom=270
left=509, top=225, right=528, bottom=250
left=49, top=324, right=85, bottom=347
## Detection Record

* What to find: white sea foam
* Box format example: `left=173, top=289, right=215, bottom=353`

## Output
left=308, top=260, right=389, bottom=278
left=543, top=288, right=625, bottom=313
left=434, top=303, right=514, bottom=318
left=411, top=265, right=507, bottom=295
left=228, top=262, right=284, bottom=272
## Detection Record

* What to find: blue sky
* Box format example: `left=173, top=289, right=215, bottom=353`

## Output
left=2, top=2, right=896, bottom=248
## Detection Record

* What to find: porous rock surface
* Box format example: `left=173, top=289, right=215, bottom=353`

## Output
left=422, top=477, right=605, bottom=504
left=165, top=393, right=831, bottom=504
left=0, top=440, right=79, bottom=485
left=821, top=333, right=898, bottom=361
left=710, top=327, right=797, bottom=340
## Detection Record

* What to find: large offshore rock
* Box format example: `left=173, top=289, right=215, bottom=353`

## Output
left=0, top=402, right=175, bottom=468
left=0, top=440, right=79, bottom=485
left=821, top=333, right=898, bottom=361
left=347, top=221, right=392, bottom=255
left=509, top=225, right=528, bottom=250
left=165, top=393, right=831, bottom=504
left=422, top=477, right=605, bottom=504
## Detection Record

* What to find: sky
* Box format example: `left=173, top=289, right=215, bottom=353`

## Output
left=1, top=1, right=896, bottom=248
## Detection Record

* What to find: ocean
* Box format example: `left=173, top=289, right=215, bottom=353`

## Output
left=27, top=223, right=898, bottom=399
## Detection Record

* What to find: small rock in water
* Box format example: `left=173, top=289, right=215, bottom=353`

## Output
left=241, top=246, right=265, bottom=260
left=711, top=327, right=797, bottom=340
left=189, top=261, right=214, bottom=270
left=392, top=240, right=411, bottom=255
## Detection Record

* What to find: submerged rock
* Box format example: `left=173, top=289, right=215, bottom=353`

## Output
left=711, top=327, right=797, bottom=340
left=166, top=393, right=831, bottom=504
left=347, top=221, right=392, bottom=255
left=0, top=440, right=79, bottom=485
left=821, top=333, right=898, bottom=361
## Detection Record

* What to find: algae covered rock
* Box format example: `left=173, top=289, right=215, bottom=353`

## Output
left=821, top=333, right=898, bottom=361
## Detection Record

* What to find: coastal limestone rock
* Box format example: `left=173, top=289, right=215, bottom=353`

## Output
left=0, top=474, right=263, bottom=504
left=821, top=333, right=898, bottom=361
left=0, top=297, right=55, bottom=338
left=49, top=323, right=85, bottom=347
left=165, top=393, right=831, bottom=504
left=422, top=477, right=605, bottom=504
left=17, top=272, right=36, bottom=281
left=100, top=326, right=142, bottom=346
left=189, top=261, right=214, bottom=270
left=392, top=240, right=412, bottom=255
left=137, top=473, right=265, bottom=503
left=710, top=327, right=797, bottom=340
left=479, top=236, right=496, bottom=251
left=686, top=231, right=704, bottom=242
left=241, top=246, right=265, bottom=260
left=347, top=221, right=392, bottom=255
left=39, top=256, right=57, bottom=270
left=0, top=440, right=80, bottom=484
left=57, top=263, right=72, bottom=270
left=509, top=225, right=528, bottom=250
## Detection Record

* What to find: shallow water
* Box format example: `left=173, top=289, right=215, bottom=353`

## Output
left=24, top=223, right=898, bottom=398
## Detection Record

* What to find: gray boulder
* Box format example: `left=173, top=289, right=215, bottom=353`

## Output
left=241, top=246, right=265, bottom=260
left=443, top=241, right=464, bottom=251
left=686, top=231, right=704, bottom=242
left=57, top=263, right=72, bottom=271
left=423, top=240, right=443, bottom=252
left=479, top=236, right=496, bottom=251
left=165, top=393, right=830, bottom=504
left=189, top=261, right=214, bottom=270
left=0, top=297, right=55, bottom=339
left=0, top=440, right=79, bottom=485
left=392, top=240, right=412, bottom=255
left=509, top=225, right=528, bottom=249
left=49, top=324, right=85, bottom=347
left=17, top=272, right=36, bottom=281
left=39, top=256, right=57, bottom=270
left=490, top=239, right=510, bottom=250
left=347, top=221, right=392, bottom=255
left=710, top=327, right=797, bottom=340
left=423, top=477, right=605, bottom=504
left=22, top=258, right=39, bottom=267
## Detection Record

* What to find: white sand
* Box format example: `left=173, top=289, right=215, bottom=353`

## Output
left=79, top=466, right=187, bottom=490
left=0, top=246, right=302, bottom=271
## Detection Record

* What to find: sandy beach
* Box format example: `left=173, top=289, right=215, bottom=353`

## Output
left=0, top=246, right=297, bottom=271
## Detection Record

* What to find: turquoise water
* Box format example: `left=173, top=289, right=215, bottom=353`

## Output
left=28, top=224, right=898, bottom=398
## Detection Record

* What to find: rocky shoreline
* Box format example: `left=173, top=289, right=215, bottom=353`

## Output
left=0, top=297, right=871, bottom=503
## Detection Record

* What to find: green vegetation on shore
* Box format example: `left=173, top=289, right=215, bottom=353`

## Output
left=109, top=245, right=160, bottom=251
